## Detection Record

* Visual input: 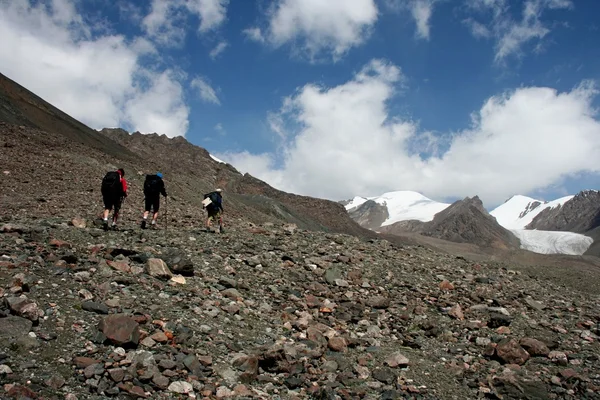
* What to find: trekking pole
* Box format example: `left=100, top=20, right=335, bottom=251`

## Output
left=165, top=196, right=168, bottom=231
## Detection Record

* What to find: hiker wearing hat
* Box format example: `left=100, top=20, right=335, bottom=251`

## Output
left=141, top=172, right=167, bottom=229
left=203, top=188, right=224, bottom=233
left=100, top=168, right=128, bottom=231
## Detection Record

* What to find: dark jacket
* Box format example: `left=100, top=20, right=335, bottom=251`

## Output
left=144, top=175, right=167, bottom=198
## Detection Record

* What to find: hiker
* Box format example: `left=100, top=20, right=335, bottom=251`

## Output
left=203, top=188, right=224, bottom=233
left=101, top=168, right=128, bottom=231
left=141, top=172, right=168, bottom=229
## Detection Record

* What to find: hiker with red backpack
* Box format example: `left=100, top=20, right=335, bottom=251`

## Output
left=101, top=168, right=128, bottom=231
left=141, top=172, right=167, bottom=229
left=203, top=188, right=224, bottom=233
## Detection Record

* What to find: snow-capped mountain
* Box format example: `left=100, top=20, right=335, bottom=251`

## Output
left=489, top=194, right=574, bottom=229
left=344, top=191, right=450, bottom=227
left=345, top=190, right=598, bottom=257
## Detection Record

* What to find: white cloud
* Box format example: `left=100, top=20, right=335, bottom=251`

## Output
left=125, top=70, right=189, bottom=136
left=410, top=0, right=435, bottom=40
left=214, top=123, right=226, bottom=135
left=209, top=41, right=228, bottom=59
left=465, top=0, right=574, bottom=62
left=246, top=0, right=379, bottom=61
left=188, top=0, right=229, bottom=33
left=142, top=0, right=229, bottom=47
left=243, top=27, right=265, bottom=43
left=217, top=59, right=600, bottom=207
left=191, top=77, right=221, bottom=105
left=0, top=0, right=189, bottom=137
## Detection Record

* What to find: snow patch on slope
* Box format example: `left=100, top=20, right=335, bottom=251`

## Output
left=345, top=191, right=450, bottom=226
left=345, top=196, right=369, bottom=210
left=210, top=154, right=226, bottom=164
left=511, top=229, right=593, bottom=255
left=491, top=194, right=574, bottom=229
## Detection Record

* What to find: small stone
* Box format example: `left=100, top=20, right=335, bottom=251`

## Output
left=519, top=338, right=550, bottom=357
left=0, top=365, right=13, bottom=374
left=366, top=295, right=390, bottom=309
left=448, top=304, right=464, bottom=320
left=476, top=337, right=491, bottom=347
left=150, top=331, right=169, bottom=343
left=439, top=280, right=455, bottom=290
left=146, top=258, right=173, bottom=280
left=140, top=337, right=156, bottom=347
left=45, top=374, right=65, bottom=389
left=525, top=298, right=545, bottom=311
left=170, top=275, right=186, bottom=284
left=82, top=301, right=109, bottom=315
left=221, top=288, right=242, bottom=300
left=108, top=368, right=125, bottom=382
left=98, top=314, right=140, bottom=347
left=168, top=381, right=194, bottom=394
left=386, top=352, right=410, bottom=368
left=496, top=339, right=530, bottom=365
left=328, top=337, right=347, bottom=352
left=152, top=373, right=170, bottom=389
left=216, top=386, right=234, bottom=398
left=71, top=218, right=87, bottom=228
left=73, top=357, right=100, bottom=368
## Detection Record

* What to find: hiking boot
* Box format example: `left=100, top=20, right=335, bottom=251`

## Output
left=111, top=224, right=119, bottom=231
left=102, top=220, right=109, bottom=231
left=141, top=220, right=147, bottom=229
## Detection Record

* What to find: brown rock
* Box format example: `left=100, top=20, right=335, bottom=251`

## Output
left=519, top=338, right=550, bottom=357
left=107, top=260, right=131, bottom=273
left=385, top=352, right=410, bottom=368
left=448, top=304, right=464, bottom=320
left=366, top=295, right=390, bottom=309
left=328, top=337, right=348, bottom=352
left=146, top=258, right=173, bottom=280
left=440, top=280, right=455, bottom=290
left=73, top=357, right=100, bottom=369
left=98, top=314, right=140, bottom=347
left=118, top=382, right=147, bottom=398
left=49, top=238, right=71, bottom=248
left=108, top=368, right=125, bottom=382
left=150, top=331, right=169, bottom=343
left=198, top=355, right=213, bottom=366
left=152, top=373, right=170, bottom=389
left=496, top=339, right=530, bottom=365
left=71, top=218, right=86, bottom=228
left=307, top=326, right=326, bottom=346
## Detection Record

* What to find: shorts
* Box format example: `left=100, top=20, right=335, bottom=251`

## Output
left=102, top=193, right=122, bottom=213
left=145, top=195, right=160, bottom=212
left=207, top=208, right=221, bottom=221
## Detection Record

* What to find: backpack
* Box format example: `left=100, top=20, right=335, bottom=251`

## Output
left=144, top=174, right=161, bottom=196
left=203, top=192, right=221, bottom=209
left=101, top=171, right=121, bottom=195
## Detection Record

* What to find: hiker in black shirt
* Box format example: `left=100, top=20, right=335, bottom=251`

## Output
left=203, top=188, right=224, bottom=233
left=141, top=172, right=167, bottom=229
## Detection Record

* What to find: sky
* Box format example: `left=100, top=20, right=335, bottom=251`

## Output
left=1, top=0, right=599, bottom=208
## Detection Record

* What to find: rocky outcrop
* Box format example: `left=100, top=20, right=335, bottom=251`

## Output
left=419, top=196, right=520, bottom=249
left=347, top=200, right=389, bottom=231
left=526, top=190, right=600, bottom=233
left=380, top=197, right=520, bottom=250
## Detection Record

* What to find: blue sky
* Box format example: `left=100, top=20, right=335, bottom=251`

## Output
left=1, top=0, right=599, bottom=207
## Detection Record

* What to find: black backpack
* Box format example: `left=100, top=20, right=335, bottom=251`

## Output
left=203, top=192, right=221, bottom=209
left=144, top=174, right=161, bottom=196
left=101, top=171, right=121, bottom=195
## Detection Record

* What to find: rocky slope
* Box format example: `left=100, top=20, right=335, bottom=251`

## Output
left=526, top=190, right=600, bottom=233
left=380, top=197, right=520, bottom=251
left=1, top=217, right=599, bottom=399
left=347, top=200, right=389, bottom=231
